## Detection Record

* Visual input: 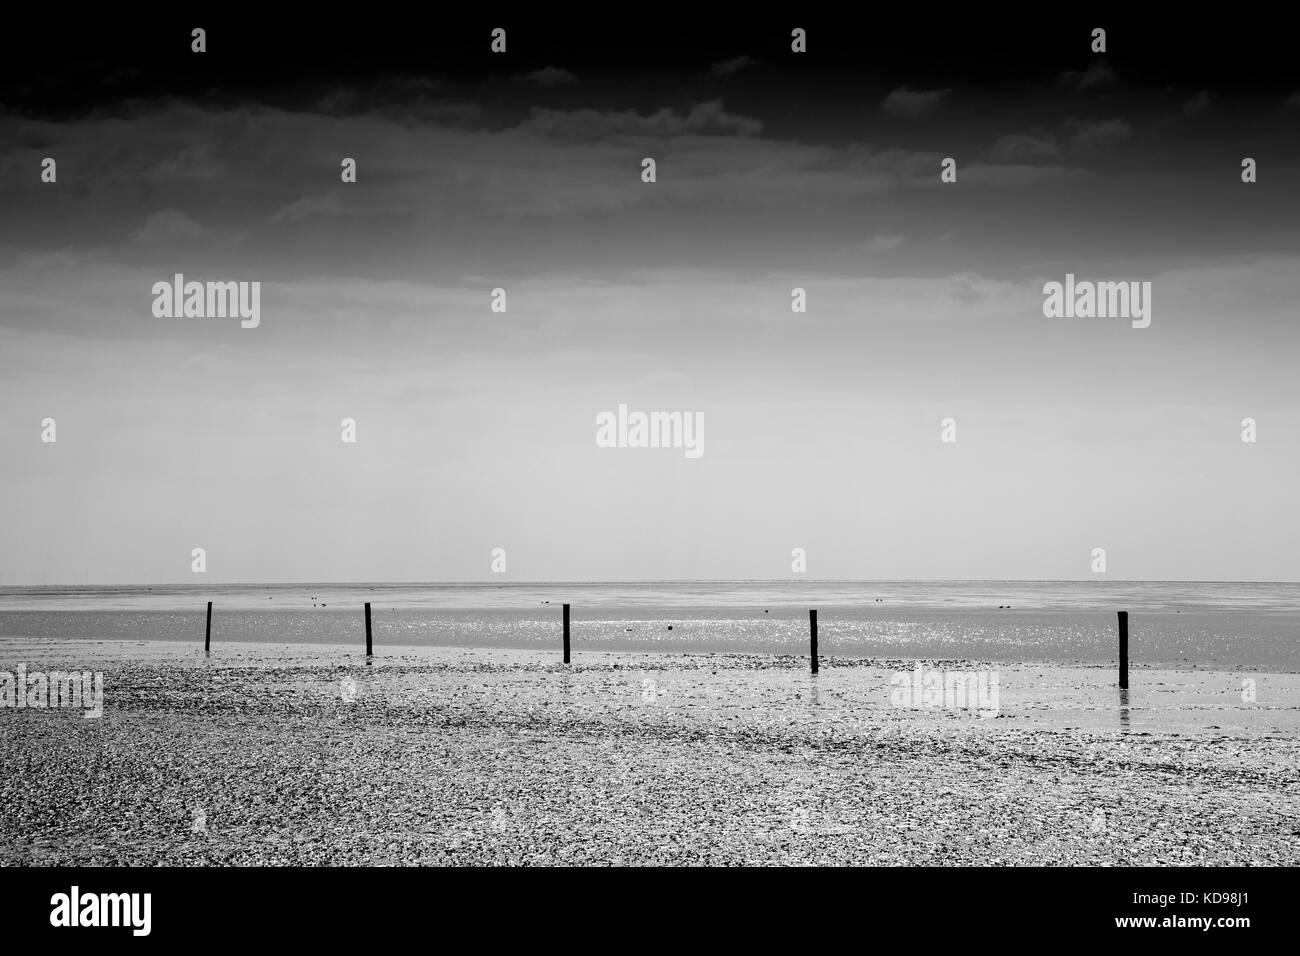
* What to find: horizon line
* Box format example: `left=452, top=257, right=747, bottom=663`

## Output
left=5, top=578, right=1300, bottom=588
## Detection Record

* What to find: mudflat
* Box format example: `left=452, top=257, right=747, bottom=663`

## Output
left=1, top=640, right=1296, bottom=865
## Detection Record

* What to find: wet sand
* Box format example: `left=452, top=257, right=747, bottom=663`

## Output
left=6, top=605, right=1300, bottom=669
left=2, top=639, right=1297, bottom=865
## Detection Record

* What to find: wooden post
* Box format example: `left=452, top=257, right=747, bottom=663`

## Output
left=1117, top=610, right=1128, bottom=689
left=809, top=609, right=819, bottom=674
left=365, top=602, right=373, bottom=658
left=204, top=601, right=212, bottom=652
left=563, top=603, right=571, bottom=664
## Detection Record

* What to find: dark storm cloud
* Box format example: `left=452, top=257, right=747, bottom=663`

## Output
left=881, top=86, right=952, bottom=117
left=1065, top=118, right=1133, bottom=151
left=2, top=12, right=1300, bottom=583
left=517, top=100, right=763, bottom=138
left=1057, top=62, right=1117, bottom=91
left=513, top=66, right=579, bottom=87
left=710, top=56, right=757, bottom=78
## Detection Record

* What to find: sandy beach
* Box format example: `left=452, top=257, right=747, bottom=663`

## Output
left=2, top=639, right=1297, bottom=866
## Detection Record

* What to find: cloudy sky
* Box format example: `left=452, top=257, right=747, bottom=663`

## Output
left=2, top=15, right=1298, bottom=583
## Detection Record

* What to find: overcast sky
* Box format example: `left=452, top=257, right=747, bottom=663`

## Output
left=2, top=16, right=1298, bottom=583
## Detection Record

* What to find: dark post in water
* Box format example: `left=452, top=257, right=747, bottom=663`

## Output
left=563, top=603, right=571, bottom=664
left=365, top=601, right=373, bottom=658
left=205, top=601, right=212, bottom=653
left=1118, top=610, right=1129, bottom=689
left=810, top=609, right=819, bottom=674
